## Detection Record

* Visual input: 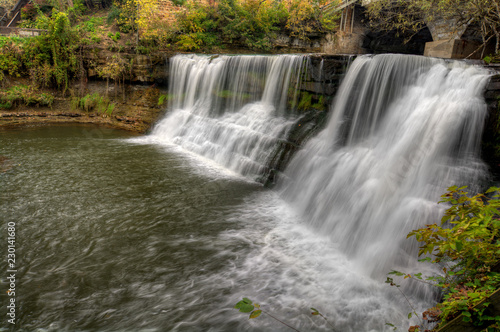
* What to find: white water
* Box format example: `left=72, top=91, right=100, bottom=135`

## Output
left=152, top=54, right=306, bottom=179
left=145, top=53, right=491, bottom=331
left=280, top=54, right=490, bottom=288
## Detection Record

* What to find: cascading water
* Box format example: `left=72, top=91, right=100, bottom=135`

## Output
left=144, top=53, right=491, bottom=331
left=151, top=54, right=307, bottom=179
left=280, top=54, right=490, bottom=292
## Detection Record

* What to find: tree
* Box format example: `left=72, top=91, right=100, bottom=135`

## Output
left=22, top=11, right=80, bottom=93
left=366, top=0, right=500, bottom=57
left=286, top=0, right=339, bottom=40
left=173, top=0, right=340, bottom=51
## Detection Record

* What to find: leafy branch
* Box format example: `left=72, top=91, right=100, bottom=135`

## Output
left=234, top=298, right=339, bottom=331
left=234, top=297, right=301, bottom=331
left=387, top=186, right=500, bottom=330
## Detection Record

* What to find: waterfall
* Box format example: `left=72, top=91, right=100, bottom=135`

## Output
left=279, top=54, right=490, bottom=283
left=151, top=54, right=307, bottom=178
left=143, top=53, right=493, bottom=330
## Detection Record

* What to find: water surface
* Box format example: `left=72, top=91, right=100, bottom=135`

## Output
left=1, top=124, right=416, bottom=331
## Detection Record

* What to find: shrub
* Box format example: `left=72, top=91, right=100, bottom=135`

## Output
left=22, top=11, right=80, bottom=92
left=392, top=186, right=500, bottom=330
left=73, top=93, right=116, bottom=116
left=0, top=85, right=54, bottom=107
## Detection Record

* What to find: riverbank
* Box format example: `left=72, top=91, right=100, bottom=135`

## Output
left=0, top=80, right=165, bottom=133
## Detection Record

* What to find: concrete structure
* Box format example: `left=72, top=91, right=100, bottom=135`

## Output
left=0, top=27, right=45, bottom=36
left=423, top=18, right=486, bottom=59
left=324, top=0, right=490, bottom=59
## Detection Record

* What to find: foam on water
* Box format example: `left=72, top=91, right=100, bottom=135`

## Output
left=179, top=190, right=430, bottom=331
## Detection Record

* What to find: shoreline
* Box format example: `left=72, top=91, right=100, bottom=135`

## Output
left=0, top=109, right=157, bottom=133
left=0, top=89, right=165, bottom=134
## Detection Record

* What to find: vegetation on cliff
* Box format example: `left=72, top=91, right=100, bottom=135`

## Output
left=169, top=0, right=339, bottom=51
left=0, top=0, right=340, bottom=98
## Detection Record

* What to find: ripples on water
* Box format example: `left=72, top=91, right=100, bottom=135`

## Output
left=0, top=125, right=421, bottom=332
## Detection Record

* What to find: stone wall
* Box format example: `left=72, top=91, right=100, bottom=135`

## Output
left=85, top=50, right=169, bottom=85
left=482, top=69, right=500, bottom=178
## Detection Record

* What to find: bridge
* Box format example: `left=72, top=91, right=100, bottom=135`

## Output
left=321, top=0, right=488, bottom=59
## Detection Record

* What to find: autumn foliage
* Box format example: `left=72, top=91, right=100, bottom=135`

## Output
left=113, top=0, right=340, bottom=51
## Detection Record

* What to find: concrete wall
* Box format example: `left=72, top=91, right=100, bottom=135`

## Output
left=424, top=39, right=483, bottom=59
left=0, top=27, right=45, bottom=36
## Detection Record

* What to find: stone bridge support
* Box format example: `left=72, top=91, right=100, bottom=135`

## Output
left=356, top=0, right=492, bottom=59
left=424, top=19, right=484, bottom=59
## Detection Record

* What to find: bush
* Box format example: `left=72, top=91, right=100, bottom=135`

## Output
left=107, top=4, right=121, bottom=24
left=392, top=186, right=500, bottom=330
left=0, top=37, right=23, bottom=82
left=116, top=0, right=137, bottom=33
left=0, top=85, right=54, bottom=108
left=22, top=11, right=80, bottom=92
left=72, top=93, right=115, bottom=116
left=108, top=31, right=121, bottom=42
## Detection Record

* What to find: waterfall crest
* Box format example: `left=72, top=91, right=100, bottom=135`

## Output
left=152, top=54, right=306, bottom=178
left=279, top=54, right=491, bottom=279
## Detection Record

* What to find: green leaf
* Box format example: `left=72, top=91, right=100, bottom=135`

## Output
left=249, top=310, right=262, bottom=319
left=408, top=312, right=412, bottom=319
left=242, top=297, right=252, bottom=304
left=239, top=303, right=255, bottom=313
left=455, top=241, right=463, bottom=251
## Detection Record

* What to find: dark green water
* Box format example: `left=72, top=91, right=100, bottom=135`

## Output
left=0, top=125, right=270, bottom=331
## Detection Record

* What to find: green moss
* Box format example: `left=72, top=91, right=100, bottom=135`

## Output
left=297, top=91, right=312, bottom=111
left=311, top=95, right=326, bottom=111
